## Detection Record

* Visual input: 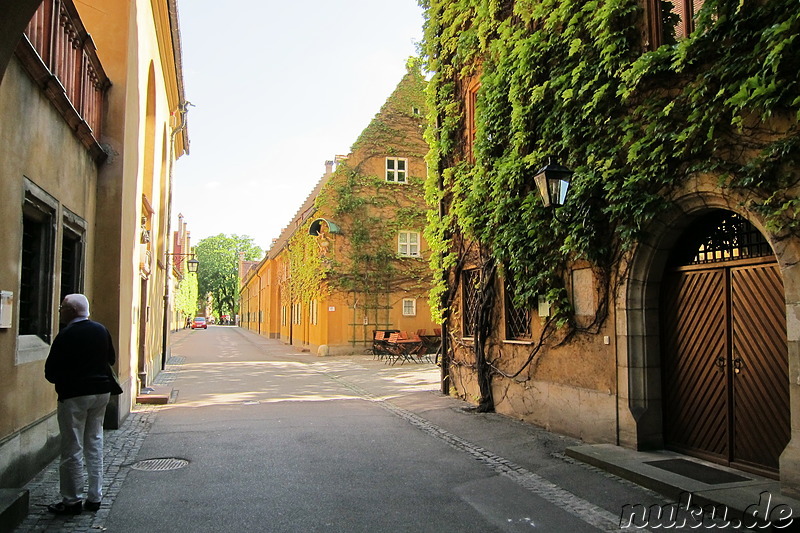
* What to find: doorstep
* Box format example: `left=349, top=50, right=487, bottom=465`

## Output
left=566, top=443, right=799, bottom=529
left=0, top=488, right=28, bottom=533
left=136, top=384, right=174, bottom=405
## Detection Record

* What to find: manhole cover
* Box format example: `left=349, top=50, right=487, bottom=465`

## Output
left=131, top=458, right=189, bottom=472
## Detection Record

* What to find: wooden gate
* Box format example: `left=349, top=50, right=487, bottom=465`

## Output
left=661, top=212, right=790, bottom=475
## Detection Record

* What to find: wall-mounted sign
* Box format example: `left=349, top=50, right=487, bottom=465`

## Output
left=0, top=291, right=13, bottom=328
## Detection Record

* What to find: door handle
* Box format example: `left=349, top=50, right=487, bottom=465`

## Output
left=716, top=356, right=726, bottom=373
left=733, top=357, right=744, bottom=375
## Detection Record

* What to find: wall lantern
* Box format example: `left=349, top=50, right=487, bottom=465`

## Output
left=533, top=160, right=573, bottom=207
left=186, top=257, right=200, bottom=273
left=165, top=252, right=199, bottom=273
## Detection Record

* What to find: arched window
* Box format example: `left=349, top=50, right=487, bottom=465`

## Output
left=668, top=211, right=773, bottom=267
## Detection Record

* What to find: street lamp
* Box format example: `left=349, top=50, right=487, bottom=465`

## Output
left=165, top=252, right=199, bottom=274
left=533, top=159, right=573, bottom=208
left=186, top=257, right=199, bottom=273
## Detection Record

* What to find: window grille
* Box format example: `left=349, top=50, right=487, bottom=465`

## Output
left=402, top=298, right=417, bottom=316
left=505, top=278, right=532, bottom=340
left=462, top=269, right=480, bottom=337
left=670, top=212, right=772, bottom=267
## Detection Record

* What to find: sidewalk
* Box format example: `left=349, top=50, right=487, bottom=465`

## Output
left=10, top=328, right=189, bottom=533
left=10, top=361, right=178, bottom=532
left=11, top=327, right=800, bottom=531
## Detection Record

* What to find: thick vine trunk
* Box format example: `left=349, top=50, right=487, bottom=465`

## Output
left=474, top=260, right=496, bottom=412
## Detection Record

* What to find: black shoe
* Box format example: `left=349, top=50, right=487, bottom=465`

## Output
left=47, top=501, right=82, bottom=515
left=83, top=500, right=101, bottom=512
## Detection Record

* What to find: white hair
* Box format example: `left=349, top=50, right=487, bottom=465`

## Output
left=62, top=294, right=90, bottom=317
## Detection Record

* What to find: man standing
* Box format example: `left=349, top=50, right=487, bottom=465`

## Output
left=44, top=294, right=122, bottom=515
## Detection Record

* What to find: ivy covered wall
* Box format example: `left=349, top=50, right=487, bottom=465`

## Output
left=420, top=0, right=799, bottom=414
left=278, top=62, right=439, bottom=351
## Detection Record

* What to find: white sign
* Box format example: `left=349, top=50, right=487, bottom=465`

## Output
left=328, top=306, right=336, bottom=312
left=0, top=291, right=12, bottom=328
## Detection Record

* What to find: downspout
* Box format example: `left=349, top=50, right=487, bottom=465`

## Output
left=436, top=113, right=450, bottom=396
left=161, top=100, right=191, bottom=370
left=286, top=242, right=293, bottom=346
left=257, top=271, right=263, bottom=335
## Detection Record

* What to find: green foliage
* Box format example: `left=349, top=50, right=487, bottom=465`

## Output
left=195, top=234, right=263, bottom=317
left=174, top=269, right=198, bottom=318
left=287, top=230, right=329, bottom=303
left=290, top=64, right=433, bottom=304
left=421, top=0, right=800, bottom=325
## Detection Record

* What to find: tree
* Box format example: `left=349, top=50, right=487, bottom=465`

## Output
left=195, top=234, right=263, bottom=318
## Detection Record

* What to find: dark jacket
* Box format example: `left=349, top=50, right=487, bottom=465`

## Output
left=45, top=319, right=120, bottom=401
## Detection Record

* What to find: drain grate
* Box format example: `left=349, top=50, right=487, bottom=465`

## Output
left=131, top=457, right=189, bottom=472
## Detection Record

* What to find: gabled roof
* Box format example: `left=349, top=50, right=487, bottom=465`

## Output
left=257, top=60, right=426, bottom=270
left=266, top=169, right=333, bottom=260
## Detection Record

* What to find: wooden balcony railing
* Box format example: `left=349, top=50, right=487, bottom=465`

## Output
left=16, top=0, right=111, bottom=162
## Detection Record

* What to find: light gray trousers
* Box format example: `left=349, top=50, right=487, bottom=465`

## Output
left=56, top=393, right=110, bottom=504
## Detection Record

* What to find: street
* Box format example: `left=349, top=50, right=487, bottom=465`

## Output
left=18, top=326, right=768, bottom=532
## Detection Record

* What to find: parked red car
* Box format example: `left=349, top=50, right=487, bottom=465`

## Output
left=191, top=317, right=207, bottom=330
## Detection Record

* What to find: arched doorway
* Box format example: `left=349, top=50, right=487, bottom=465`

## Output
left=660, top=210, right=790, bottom=476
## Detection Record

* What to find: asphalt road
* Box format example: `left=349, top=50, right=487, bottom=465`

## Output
left=99, top=326, right=747, bottom=532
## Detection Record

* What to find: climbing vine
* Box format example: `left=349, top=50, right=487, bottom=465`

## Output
left=420, top=0, right=800, bottom=409
left=287, top=230, right=329, bottom=304
left=286, top=64, right=433, bottom=314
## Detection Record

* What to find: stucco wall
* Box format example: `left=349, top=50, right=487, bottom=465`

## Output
left=0, top=58, right=99, bottom=486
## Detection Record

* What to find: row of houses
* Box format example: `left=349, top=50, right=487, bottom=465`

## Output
left=238, top=64, right=441, bottom=354
left=0, top=0, right=192, bottom=506
left=238, top=1, right=800, bottom=498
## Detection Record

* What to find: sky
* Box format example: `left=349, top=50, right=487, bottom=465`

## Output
left=172, top=0, right=426, bottom=254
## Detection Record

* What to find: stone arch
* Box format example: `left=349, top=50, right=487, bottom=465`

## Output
left=617, top=175, right=800, bottom=493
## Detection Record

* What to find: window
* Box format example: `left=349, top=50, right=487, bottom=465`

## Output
left=20, top=181, right=57, bottom=342
left=61, top=210, right=86, bottom=299
left=465, top=78, right=480, bottom=163
left=462, top=269, right=480, bottom=337
left=504, top=278, right=532, bottom=340
left=649, top=0, right=705, bottom=47
left=669, top=212, right=773, bottom=267
left=281, top=305, right=287, bottom=326
left=386, top=157, right=408, bottom=183
left=292, top=302, right=302, bottom=325
left=398, top=231, right=420, bottom=257
left=402, top=298, right=417, bottom=317
left=60, top=230, right=83, bottom=298
left=309, top=300, right=318, bottom=325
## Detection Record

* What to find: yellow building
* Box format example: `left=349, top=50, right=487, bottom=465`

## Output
left=0, top=0, right=188, bottom=508
left=240, top=63, right=439, bottom=355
